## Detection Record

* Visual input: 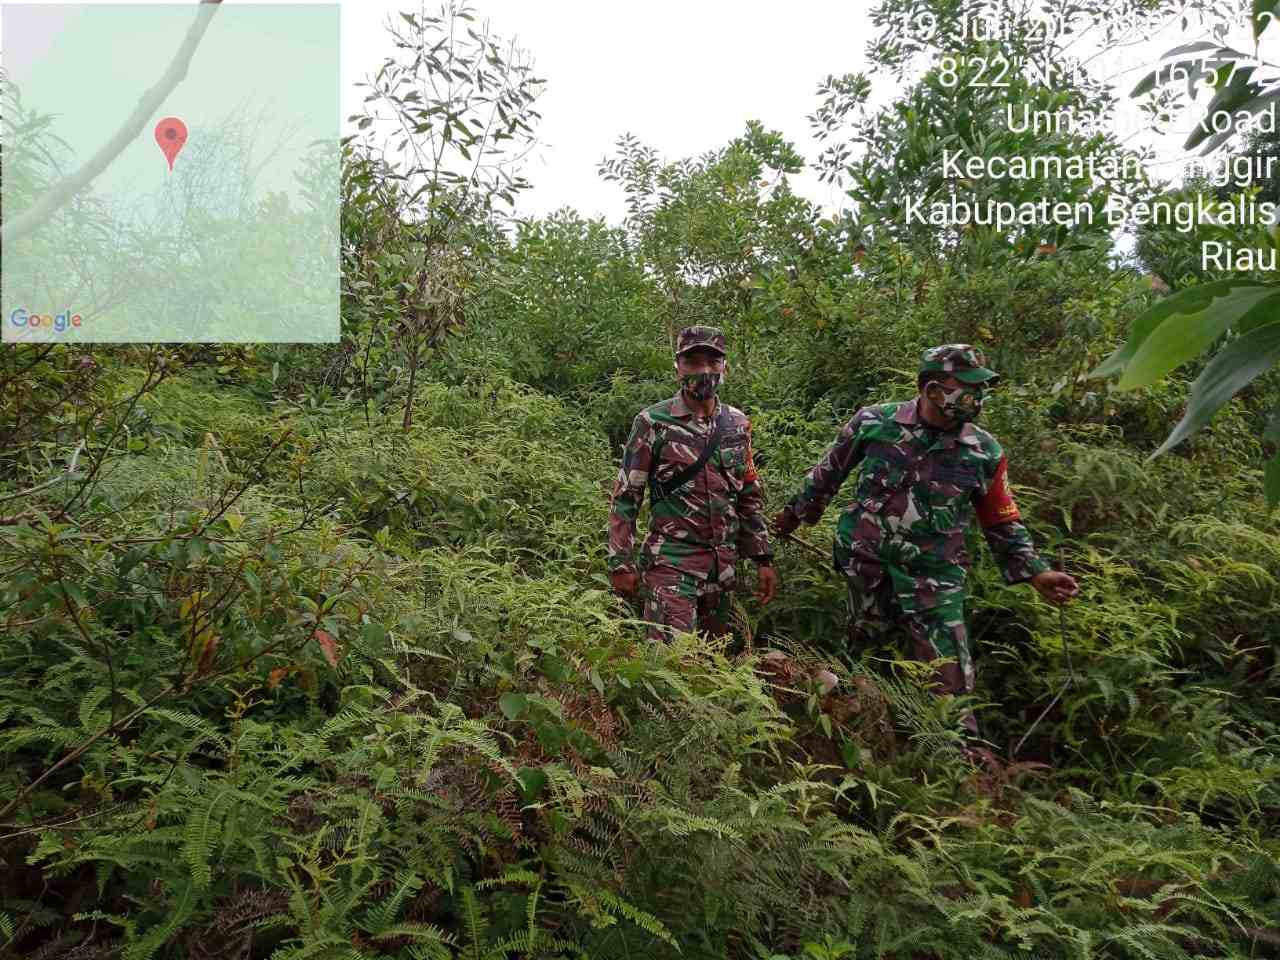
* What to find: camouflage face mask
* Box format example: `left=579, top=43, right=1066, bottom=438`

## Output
left=927, top=381, right=985, bottom=423
left=680, top=371, right=723, bottom=401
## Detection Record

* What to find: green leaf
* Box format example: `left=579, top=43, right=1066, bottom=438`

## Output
left=1266, top=453, right=1280, bottom=506
left=1152, top=320, right=1280, bottom=457
left=1090, top=278, right=1273, bottom=383
left=1116, top=285, right=1280, bottom=390
left=118, top=546, right=147, bottom=577
left=1185, top=67, right=1261, bottom=151
left=534, top=721, right=567, bottom=753
left=1254, top=0, right=1280, bottom=38
left=64, top=582, right=88, bottom=610
left=537, top=654, right=571, bottom=682
left=498, top=692, right=527, bottom=721
left=1196, top=91, right=1280, bottom=155
left=1130, top=52, right=1216, bottom=98
left=1264, top=406, right=1280, bottom=444
left=516, top=766, right=548, bottom=801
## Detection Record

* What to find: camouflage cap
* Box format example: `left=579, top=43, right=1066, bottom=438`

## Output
left=920, top=343, right=999, bottom=384
left=675, top=325, right=727, bottom=357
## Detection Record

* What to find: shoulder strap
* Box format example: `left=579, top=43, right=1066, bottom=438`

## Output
left=649, top=407, right=726, bottom=507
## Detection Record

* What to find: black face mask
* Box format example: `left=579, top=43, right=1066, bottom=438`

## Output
left=680, top=371, right=723, bottom=401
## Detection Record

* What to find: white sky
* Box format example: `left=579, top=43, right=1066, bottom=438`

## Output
left=342, top=0, right=875, bottom=221
left=343, top=1, right=1251, bottom=223
left=0, top=1, right=1263, bottom=225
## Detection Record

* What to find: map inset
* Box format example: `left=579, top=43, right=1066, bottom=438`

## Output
left=1, top=4, right=340, bottom=343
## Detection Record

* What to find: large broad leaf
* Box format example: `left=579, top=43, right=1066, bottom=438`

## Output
left=1267, top=410, right=1280, bottom=506
left=1090, top=279, right=1277, bottom=385
left=1238, top=294, right=1280, bottom=335
left=1255, top=0, right=1280, bottom=39
left=1118, top=284, right=1280, bottom=390
left=1195, top=90, right=1280, bottom=155
left=1152, top=320, right=1280, bottom=457
left=1266, top=454, right=1280, bottom=506
left=1130, top=51, right=1231, bottom=98
left=498, top=692, right=527, bottom=721
left=1185, top=66, right=1262, bottom=151
left=1265, top=406, right=1280, bottom=444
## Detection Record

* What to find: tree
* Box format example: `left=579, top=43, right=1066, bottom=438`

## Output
left=1095, top=4, right=1280, bottom=504
left=342, top=1, right=543, bottom=431
left=599, top=122, right=819, bottom=382
left=813, top=0, right=1155, bottom=260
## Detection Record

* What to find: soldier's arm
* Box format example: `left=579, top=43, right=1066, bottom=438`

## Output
left=735, top=419, right=771, bottom=561
left=785, top=408, right=874, bottom=524
left=607, top=413, right=654, bottom=575
left=974, top=454, right=1052, bottom=584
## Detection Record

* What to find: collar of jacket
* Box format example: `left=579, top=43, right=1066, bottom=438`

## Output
left=894, top=397, right=980, bottom=448
left=669, top=391, right=721, bottom=420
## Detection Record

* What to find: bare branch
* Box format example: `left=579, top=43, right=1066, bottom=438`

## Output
left=0, top=440, right=85, bottom=504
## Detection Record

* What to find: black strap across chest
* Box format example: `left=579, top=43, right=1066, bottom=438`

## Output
left=649, top=407, right=726, bottom=507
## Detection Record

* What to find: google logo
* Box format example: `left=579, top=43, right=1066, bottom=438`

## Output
left=9, top=307, right=83, bottom=333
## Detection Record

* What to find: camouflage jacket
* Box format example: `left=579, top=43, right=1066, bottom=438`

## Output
left=786, top=398, right=1050, bottom=589
left=608, top=392, right=771, bottom=578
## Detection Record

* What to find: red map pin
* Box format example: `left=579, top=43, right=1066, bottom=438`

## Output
left=154, top=117, right=188, bottom=172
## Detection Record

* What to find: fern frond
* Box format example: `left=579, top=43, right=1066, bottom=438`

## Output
left=457, top=885, right=490, bottom=960
left=371, top=921, right=456, bottom=945
left=560, top=879, right=677, bottom=947
left=144, top=707, right=231, bottom=754
left=181, top=789, right=226, bottom=889
left=359, top=869, right=424, bottom=933
left=121, top=877, right=196, bottom=960
left=266, top=935, right=362, bottom=960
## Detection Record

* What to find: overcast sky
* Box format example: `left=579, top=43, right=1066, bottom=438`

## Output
left=341, top=0, right=877, bottom=222
left=0, top=1, right=1255, bottom=225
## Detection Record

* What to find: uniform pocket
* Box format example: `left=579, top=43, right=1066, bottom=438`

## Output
left=929, top=456, right=982, bottom=504
left=932, top=460, right=980, bottom=489
left=927, top=458, right=981, bottom=533
left=653, top=428, right=701, bottom=485
left=717, top=436, right=747, bottom=483
left=856, top=441, right=913, bottom=500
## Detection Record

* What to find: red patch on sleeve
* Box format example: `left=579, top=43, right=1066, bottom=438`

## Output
left=743, top=422, right=759, bottom=483
left=975, top=455, right=1020, bottom=527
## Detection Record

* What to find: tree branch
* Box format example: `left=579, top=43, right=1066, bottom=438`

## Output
left=0, top=440, right=85, bottom=504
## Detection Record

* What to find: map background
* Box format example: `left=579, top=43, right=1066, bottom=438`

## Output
left=1, top=3, right=340, bottom=342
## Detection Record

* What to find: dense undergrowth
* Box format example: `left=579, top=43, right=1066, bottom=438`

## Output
left=2, top=315, right=1277, bottom=958
left=3, top=1, right=1280, bottom=956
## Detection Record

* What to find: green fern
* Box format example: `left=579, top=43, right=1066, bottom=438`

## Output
left=180, top=788, right=227, bottom=889
left=121, top=878, right=196, bottom=960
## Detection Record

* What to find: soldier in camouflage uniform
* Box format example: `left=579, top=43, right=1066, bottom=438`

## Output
left=772, top=345, right=1079, bottom=735
left=609, top=326, right=777, bottom=641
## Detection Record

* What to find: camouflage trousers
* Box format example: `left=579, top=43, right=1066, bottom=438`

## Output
left=845, top=572, right=978, bottom=735
left=641, top=563, right=733, bottom=643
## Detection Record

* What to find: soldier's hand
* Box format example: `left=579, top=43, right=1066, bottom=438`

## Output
left=1031, top=570, right=1079, bottom=606
left=610, top=570, right=639, bottom=597
left=770, top=509, right=800, bottom=537
left=756, top=564, right=778, bottom=605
